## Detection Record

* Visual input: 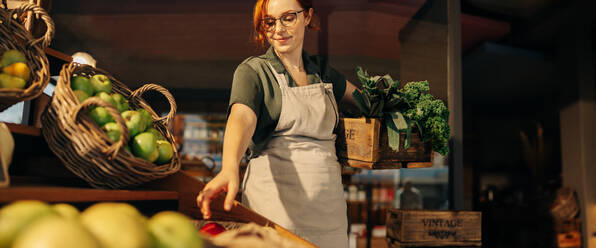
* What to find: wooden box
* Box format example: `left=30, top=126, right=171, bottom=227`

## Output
left=386, top=209, right=482, bottom=247
left=335, top=117, right=432, bottom=169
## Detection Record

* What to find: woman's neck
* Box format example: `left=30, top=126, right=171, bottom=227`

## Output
left=274, top=48, right=304, bottom=71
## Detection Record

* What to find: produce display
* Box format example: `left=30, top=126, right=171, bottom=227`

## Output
left=352, top=67, right=451, bottom=155
left=0, top=50, right=30, bottom=89
left=69, top=75, right=174, bottom=165
left=0, top=200, right=204, bottom=248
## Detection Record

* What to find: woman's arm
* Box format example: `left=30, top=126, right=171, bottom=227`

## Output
left=196, top=103, right=257, bottom=219
left=340, top=80, right=361, bottom=111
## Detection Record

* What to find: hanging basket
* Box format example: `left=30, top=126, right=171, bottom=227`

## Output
left=41, top=62, right=180, bottom=189
left=0, top=3, right=54, bottom=111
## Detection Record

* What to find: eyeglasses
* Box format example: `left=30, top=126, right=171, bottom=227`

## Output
left=262, top=9, right=305, bottom=31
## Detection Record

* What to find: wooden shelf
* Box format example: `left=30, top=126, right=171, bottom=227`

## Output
left=181, top=159, right=215, bottom=168
left=0, top=177, right=178, bottom=203
left=347, top=200, right=394, bottom=206
left=4, top=122, right=41, bottom=137
left=0, top=186, right=178, bottom=203
left=341, top=166, right=361, bottom=175
left=182, top=169, right=214, bottom=178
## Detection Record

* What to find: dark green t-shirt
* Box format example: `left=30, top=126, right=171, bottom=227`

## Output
left=229, top=47, right=346, bottom=158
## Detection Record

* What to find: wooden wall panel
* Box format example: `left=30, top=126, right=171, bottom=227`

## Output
left=50, top=12, right=319, bottom=89
left=47, top=1, right=444, bottom=97
left=400, top=21, right=448, bottom=102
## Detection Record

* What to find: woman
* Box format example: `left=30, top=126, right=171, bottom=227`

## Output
left=196, top=0, right=358, bottom=246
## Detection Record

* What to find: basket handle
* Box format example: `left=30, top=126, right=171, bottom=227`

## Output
left=72, top=97, right=130, bottom=160
left=129, top=84, right=177, bottom=126
left=10, top=3, right=55, bottom=49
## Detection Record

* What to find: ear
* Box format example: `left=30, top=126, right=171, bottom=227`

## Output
left=305, top=8, right=313, bottom=26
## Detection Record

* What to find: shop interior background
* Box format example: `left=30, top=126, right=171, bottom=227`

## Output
left=2, top=0, right=595, bottom=247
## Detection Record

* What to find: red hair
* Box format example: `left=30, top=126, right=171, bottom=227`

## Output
left=252, top=0, right=319, bottom=48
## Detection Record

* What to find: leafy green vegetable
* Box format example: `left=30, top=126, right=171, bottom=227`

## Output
left=352, top=67, right=401, bottom=118
left=352, top=67, right=451, bottom=155
left=384, top=114, right=401, bottom=152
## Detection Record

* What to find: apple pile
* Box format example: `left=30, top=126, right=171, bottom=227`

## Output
left=0, top=200, right=206, bottom=248
left=70, top=74, right=174, bottom=164
left=0, top=50, right=31, bottom=89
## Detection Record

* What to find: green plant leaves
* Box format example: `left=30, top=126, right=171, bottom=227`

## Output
left=385, top=114, right=401, bottom=152
left=352, top=90, right=370, bottom=116
left=352, top=66, right=451, bottom=156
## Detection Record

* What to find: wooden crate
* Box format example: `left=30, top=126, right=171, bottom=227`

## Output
left=336, top=117, right=432, bottom=169
left=386, top=209, right=481, bottom=247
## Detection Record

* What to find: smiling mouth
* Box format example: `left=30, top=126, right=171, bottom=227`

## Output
left=275, top=36, right=291, bottom=42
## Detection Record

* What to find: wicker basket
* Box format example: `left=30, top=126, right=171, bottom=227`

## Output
left=0, top=3, right=54, bottom=111
left=41, top=62, right=181, bottom=189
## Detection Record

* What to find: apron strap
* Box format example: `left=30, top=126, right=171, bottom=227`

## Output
left=266, top=62, right=289, bottom=88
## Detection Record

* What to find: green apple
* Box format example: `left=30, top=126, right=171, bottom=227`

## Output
left=0, top=49, right=26, bottom=67
left=148, top=146, right=159, bottom=163
left=111, top=93, right=129, bottom=112
left=72, top=90, right=90, bottom=103
left=71, top=76, right=93, bottom=96
left=52, top=203, right=80, bottom=220
left=0, top=200, right=59, bottom=248
left=120, top=101, right=130, bottom=112
left=13, top=216, right=100, bottom=248
left=136, top=109, right=153, bottom=132
left=155, top=140, right=173, bottom=165
left=95, top=92, right=116, bottom=107
left=80, top=203, right=151, bottom=248
left=89, top=74, right=112, bottom=94
left=89, top=107, right=114, bottom=126
left=0, top=73, right=26, bottom=89
left=121, top=110, right=144, bottom=137
left=101, top=122, right=121, bottom=142
left=147, top=211, right=203, bottom=248
left=148, top=128, right=165, bottom=141
left=131, top=132, right=158, bottom=162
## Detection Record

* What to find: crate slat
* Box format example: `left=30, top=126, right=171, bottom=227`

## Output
left=387, top=238, right=482, bottom=248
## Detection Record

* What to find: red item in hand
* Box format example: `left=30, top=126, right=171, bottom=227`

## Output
left=200, top=222, right=227, bottom=236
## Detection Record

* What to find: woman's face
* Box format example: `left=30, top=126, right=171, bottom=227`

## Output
left=264, top=0, right=311, bottom=55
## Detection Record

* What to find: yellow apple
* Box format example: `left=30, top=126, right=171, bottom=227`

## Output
left=0, top=73, right=26, bottom=89
left=12, top=216, right=100, bottom=248
left=2, top=62, right=30, bottom=81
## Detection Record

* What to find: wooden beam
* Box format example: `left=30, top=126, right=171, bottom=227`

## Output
left=4, top=122, right=41, bottom=137
left=0, top=185, right=178, bottom=203
left=557, top=4, right=596, bottom=246
left=45, top=48, right=72, bottom=62
left=447, top=0, right=465, bottom=210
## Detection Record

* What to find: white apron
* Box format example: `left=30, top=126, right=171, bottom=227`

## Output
left=242, top=62, right=348, bottom=248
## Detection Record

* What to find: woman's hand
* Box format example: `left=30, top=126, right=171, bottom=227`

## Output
left=195, top=103, right=257, bottom=219
left=196, top=168, right=239, bottom=219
